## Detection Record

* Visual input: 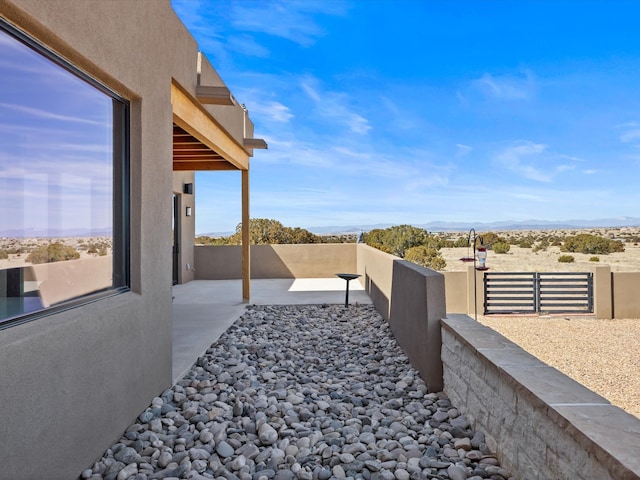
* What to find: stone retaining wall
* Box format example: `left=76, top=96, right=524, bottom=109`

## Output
left=441, top=314, right=640, bottom=480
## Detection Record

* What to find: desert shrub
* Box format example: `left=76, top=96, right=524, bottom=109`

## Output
left=480, top=232, right=506, bottom=249
left=453, top=236, right=470, bottom=248
left=26, top=242, right=80, bottom=264
left=517, top=238, right=533, bottom=248
left=561, top=233, right=624, bottom=255
left=492, top=242, right=511, bottom=254
left=0, top=250, right=8, bottom=260
left=558, top=255, right=575, bottom=263
left=589, top=256, right=600, bottom=262
left=405, top=246, right=446, bottom=270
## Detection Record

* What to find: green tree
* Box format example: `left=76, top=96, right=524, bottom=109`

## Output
left=405, top=246, right=446, bottom=270
left=287, top=227, right=319, bottom=244
left=364, top=225, right=431, bottom=258
left=26, top=242, right=80, bottom=264
left=226, top=218, right=320, bottom=245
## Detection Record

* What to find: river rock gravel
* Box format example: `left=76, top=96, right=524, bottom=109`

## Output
left=82, top=304, right=511, bottom=480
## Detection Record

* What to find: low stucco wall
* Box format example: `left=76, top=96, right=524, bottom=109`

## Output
left=441, top=314, right=640, bottom=479
left=356, top=243, right=395, bottom=319
left=443, top=271, right=467, bottom=314
left=612, top=272, right=640, bottom=318
left=357, top=244, right=445, bottom=391
left=195, top=244, right=357, bottom=279
left=387, top=260, right=445, bottom=391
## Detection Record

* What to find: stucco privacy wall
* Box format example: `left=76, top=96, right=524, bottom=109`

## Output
left=355, top=244, right=445, bottom=391
left=441, top=314, right=640, bottom=479
left=195, top=244, right=357, bottom=279
left=0, top=1, right=247, bottom=478
left=612, top=271, right=640, bottom=318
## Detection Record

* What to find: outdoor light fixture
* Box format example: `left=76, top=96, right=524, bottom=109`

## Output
left=186, top=206, right=192, bottom=217
left=183, top=183, right=193, bottom=195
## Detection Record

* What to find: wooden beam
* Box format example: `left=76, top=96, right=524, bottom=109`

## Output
left=242, top=169, right=250, bottom=302
left=171, top=82, right=249, bottom=171
left=173, top=161, right=238, bottom=171
left=243, top=138, right=268, bottom=149
left=196, top=85, right=235, bottom=105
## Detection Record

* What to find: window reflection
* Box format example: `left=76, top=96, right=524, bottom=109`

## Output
left=0, top=23, right=128, bottom=324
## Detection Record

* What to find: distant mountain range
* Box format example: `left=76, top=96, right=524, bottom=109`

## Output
left=194, top=217, right=640, bottom=237
left=6, top=217, right=639, bottom=239
left=304, top=217, right=640, bottom=235
left=0, top=227, right=112, bottom=238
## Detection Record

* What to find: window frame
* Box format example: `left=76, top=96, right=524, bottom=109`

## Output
left=0, top=19, right=130, bottom=330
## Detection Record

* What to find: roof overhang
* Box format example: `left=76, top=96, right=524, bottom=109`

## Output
left=171, top=81, right=249, bottom=171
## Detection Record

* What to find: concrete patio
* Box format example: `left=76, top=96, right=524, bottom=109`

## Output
left=171, top=278, right=372, bottom=382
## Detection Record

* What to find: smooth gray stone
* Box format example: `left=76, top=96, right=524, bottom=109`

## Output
left=217, top=441, right=235, bottom=458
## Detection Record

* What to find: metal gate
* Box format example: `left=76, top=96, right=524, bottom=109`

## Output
left=484, top=272, right=594, bottom=315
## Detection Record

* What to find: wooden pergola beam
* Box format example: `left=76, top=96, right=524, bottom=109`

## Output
left=171, top=82, right=249, bottom=171
left=173, top=161, right=238, bottom=171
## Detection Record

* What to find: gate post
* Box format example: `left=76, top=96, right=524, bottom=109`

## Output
left=593, top=265, right=612, bottom=319
left=465, top=265, right=483, bottom=319
left=534, top=272, right=540, bottom=313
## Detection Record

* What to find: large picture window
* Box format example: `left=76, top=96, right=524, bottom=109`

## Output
left=0, top=20, right=129, bottom=327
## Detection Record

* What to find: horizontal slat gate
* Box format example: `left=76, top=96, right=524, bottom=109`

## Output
left=537, top=272, right=593, bottom=314
left=484, top=273, right=537, bottom=314
left=484, top=272, right=593, bottom=315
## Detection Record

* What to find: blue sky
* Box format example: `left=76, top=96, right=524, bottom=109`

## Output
left=172, top=1, right=640, bottom=234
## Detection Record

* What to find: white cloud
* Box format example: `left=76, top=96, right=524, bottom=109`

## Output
left=456, top=144, right=472, bottom=157
left=493, top=141, right=577, bottom=182
left=619, top=126, right=640, bottom=143
left=471, top=70, right=536, bottom=101
left=227, top=35, right=271, bottom=58
left=229, top=1, right=347, bottom=47
left=248, top=101, right=294, bottom=123
left=301, top=78, right=372, bottom=135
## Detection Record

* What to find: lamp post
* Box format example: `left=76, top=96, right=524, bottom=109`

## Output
left=460, top=228, right=489, bottom=320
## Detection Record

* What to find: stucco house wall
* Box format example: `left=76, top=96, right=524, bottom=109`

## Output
left=0, top=1, right=246, bottom=478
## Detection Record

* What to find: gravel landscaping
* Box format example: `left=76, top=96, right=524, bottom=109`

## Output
left=82, top=304, right=511, bottom=480
left=478, top=315, right=640, bottom=419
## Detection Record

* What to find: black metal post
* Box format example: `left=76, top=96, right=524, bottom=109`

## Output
left=336, top=273, right=361, bottom=307
left=344, top=279, right=351, bottom=307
